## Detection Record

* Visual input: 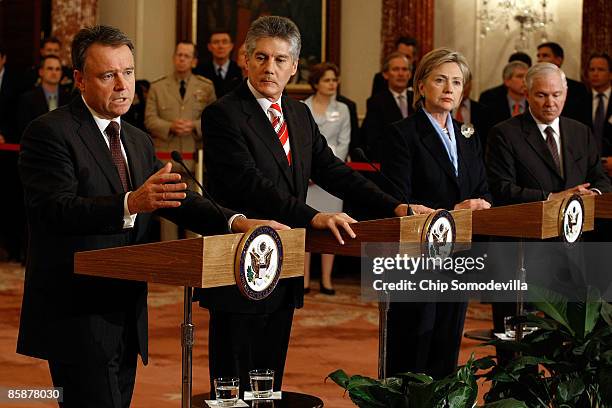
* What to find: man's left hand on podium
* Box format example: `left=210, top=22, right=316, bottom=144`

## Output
left=310, top=212, right=357, bottom=245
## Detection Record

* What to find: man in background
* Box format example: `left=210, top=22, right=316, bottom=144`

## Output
left=536, top=42, right=591, bottom=126
left=371, top=37, right=418, bottom=96
left=195, top=30, right=242, bottom=98
left=586, top=52, right=612, bottom=156
left=145, top=41, right=216, bottom=240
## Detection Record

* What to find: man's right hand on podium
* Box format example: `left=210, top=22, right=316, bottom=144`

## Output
left=230, top=216, right=290, bottom=233
left=454, top=198, right=491, bottom=210
left=310, top=212, right=357, bottom=245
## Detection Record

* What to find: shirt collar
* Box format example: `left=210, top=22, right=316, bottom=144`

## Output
left=173, top=73, right=191, bottom=84
left=42, top=86, right=58, bottom=100
left=593, top=87, right=611, bottom=100
left=0, top=67, right=4, bottom=82
left=507, top=93, right=526, bottom=108
left=214, top=60, right=230, bottom=73
left=81, top=95, right=121, bottom=136
left=247, top=79, right=282, bottom=115
left=529, top=108, right=561, bottom=137
left=388, top=87, right=407, bottom=100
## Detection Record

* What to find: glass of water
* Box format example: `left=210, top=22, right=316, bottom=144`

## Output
left=214, top=377, right=239, bottom=406
left=249, top=369, right=274, bottom=398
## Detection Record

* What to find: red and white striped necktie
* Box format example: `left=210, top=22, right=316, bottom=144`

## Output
left=268, top=103, right=291, bottom=165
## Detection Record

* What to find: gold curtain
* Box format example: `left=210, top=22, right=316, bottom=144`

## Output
left=51, top=0, right=97, bottom=67
left=381, top=0, right=434, bottom=67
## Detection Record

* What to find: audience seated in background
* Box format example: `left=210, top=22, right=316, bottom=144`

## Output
left=586, top=52, right=612, bottom=156
left=194, top=30, right=242, bottom=98
left=537, top=42, right=591, bottom=126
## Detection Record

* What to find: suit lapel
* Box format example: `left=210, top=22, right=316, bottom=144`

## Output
left=71, top=98, right=125, bottom=193
left=239, top=85, right=295, bottom=191
left=521, top=113, right=563, bottom=179
left=417, top=110, right=459, bottom=186
left=282, top=97, right=302, bottom=194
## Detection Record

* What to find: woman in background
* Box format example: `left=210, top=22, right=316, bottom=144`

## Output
left=303, top=62, right=351, bottom=295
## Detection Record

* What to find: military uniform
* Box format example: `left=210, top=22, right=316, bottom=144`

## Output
left=145, top=73, right=216, bottom=171
left=145, top=73, right=216, bottom=240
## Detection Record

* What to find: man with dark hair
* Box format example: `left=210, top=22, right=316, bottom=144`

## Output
left=145, top=41, right=216, bottom=241
left=194, top=30, right=242, bottom=97
left=371, top=36, right=418, bottom=96
left=362, top=52, right=414, bottom=162
left=18, top=55, right=72, bottom=135
left=24, top=36, right=73, bottom=90
left=16, top=25, right=284, bottom=408
left=201, top=15, right=427, bottom=395
left=587, top=52, right=612, bottom=155
left=478, top=52, right=532, bottom=127
left=537, top=41, right=591, bottom=125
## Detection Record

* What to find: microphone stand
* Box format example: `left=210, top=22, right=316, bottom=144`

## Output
left=170, top=151, right=230, bottom=408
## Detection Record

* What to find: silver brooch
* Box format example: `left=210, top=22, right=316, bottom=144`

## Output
left=461, top=123, right=474, bottom=139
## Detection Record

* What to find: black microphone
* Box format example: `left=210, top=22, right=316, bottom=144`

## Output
left=352, top=148, right=413, bottom=216
left=170, top=150, right=230, bottom=233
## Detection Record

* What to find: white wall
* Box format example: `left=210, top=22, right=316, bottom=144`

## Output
left=434, top=0, right=583, bottom=96
left=340, top=0, right=382, bottom=117
left=97, top=0, right=176, bottom=81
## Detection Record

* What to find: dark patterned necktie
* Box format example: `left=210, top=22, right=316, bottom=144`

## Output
left=545, top=126, right=561, bottom=174
left=105, top=121, right=130, bottom=191
left=594, top=93, right=605, bottom=144
left=179, top=80, right=186, bottom=100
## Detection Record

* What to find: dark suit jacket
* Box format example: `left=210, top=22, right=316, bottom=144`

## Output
left=194, top=59, right=242, bottom=98
left=0, top=68, right=21, bottom=142
left=18, top=86, right=72, bottom=137
left=563, top=78, right=591, bottom=126
left=462, top=98, right=490, bottom=156
left=591, top=90, right=612, bottom=156
left=361, top=88, right=414, bottom=162
left=479, top=85, right=515, bottom=131
left=200, top=81, right=400, bottom=313
left=381, top=108, right=491, bottom=209
left=17, top=97, right=235, bottom=365
left=336, top=93, right=360, bottom=155
left=486, top=113, right=612, bottom=206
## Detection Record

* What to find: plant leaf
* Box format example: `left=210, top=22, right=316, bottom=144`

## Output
left=601, top=300, right=612, bottom=327
left=557, top=377, right=585, bottom=402
left=567, top=287, right=602, bottom=339
left=530, top=285, right=574, bottom=336
left=481, top=398, right=528, bottom=408
left=598, top=367, right=612, bottom=404
left=396, top=371, right=433, bottom=384
left=327, top=369, right=350, bottom=388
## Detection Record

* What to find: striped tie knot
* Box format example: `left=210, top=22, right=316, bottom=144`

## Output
left=268, top=103, right=291, bottom=165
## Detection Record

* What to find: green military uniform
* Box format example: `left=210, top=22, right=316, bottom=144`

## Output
left=145, top=73, right=216, bottom=171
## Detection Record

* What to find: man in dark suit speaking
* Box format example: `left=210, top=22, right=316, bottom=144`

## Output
left=200, top=16, right=430, bottom=392
left=17, top=25, right=284, bottom=408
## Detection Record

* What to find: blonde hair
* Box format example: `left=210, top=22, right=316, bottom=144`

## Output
left=412, top=47, right=470, bottom=109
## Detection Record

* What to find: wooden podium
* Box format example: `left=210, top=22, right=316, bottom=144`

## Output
left=74, top=229, right=305, bottom=408
left=472, top=195, right=595, bottom=340
left=305, top=210, right=472, bottom=379
left=595, top=192, right=612, bottom=219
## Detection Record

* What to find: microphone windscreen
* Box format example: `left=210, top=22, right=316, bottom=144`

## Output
left=171, top=150, right=183, bottom=162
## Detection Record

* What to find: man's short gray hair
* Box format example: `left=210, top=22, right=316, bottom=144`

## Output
left=245, top=16, right=301, bottom=61
left=525, top=62, right=567, bottom=91
left=502, top=61, right=529, bottom=81
left=382, top=51, right=411, bottom=73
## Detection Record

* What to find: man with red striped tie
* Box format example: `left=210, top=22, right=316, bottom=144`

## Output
left=200, top=15, right=431, bottom=396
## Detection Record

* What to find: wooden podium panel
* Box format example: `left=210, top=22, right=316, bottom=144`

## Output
left=74, top=229, right=305, bottom=288
left=595, top=193, right=612, bottom=219
left=472, top=195, right=595, bottom=239
left=306, top=209, right=471, bottom=256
